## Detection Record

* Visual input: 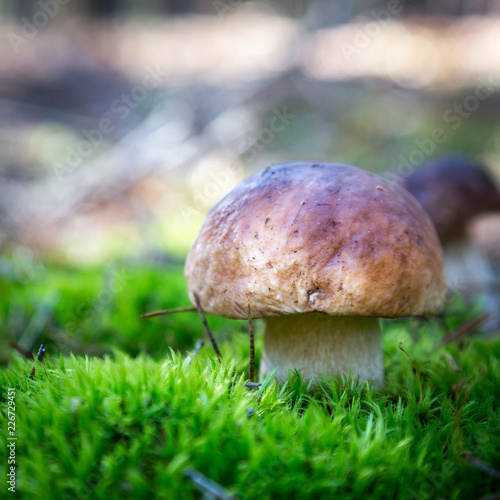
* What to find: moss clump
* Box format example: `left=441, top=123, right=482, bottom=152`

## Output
left=1, top=332, right=500, bottom=499
left=1, top=258, right=499, bottom=499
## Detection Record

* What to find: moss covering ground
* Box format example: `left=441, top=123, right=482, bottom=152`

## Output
left=1, top=257, right=499, bottom=499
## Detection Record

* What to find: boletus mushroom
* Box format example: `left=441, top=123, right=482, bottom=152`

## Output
left=185, top=162, right=446, bottom=386
left=468, top=212, right=500, bottom=330
left=402, top=155, right=500, bottom=291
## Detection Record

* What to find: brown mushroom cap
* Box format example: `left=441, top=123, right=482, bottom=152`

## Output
left=185, top=162, right=446, bottom=319
left=402, top=156, right=500, bottom=244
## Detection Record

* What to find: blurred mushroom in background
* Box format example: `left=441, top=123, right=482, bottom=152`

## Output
left=402, top=155, right=500, bottom=330
left=469, top=213, right=500, bottom=271
left=468, top=212, right=500, bottom=329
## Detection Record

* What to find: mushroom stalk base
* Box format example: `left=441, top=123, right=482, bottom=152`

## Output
left=259, top=313, right=384, bottom=387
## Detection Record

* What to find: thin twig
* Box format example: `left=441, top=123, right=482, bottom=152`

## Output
left=29, top=344, right=46, bottom=380
left=399, top=341, right=423, bottom=405
left=7, top=340, right=34, bottom=359
left=244, top=382, right=261, bottom=389
left=193, top=293, right=221, bottom=362
left=441, top=352, right=462, bottom=373
left=183, top=468, right=237, bottom=500
left=479, top=493, right=500, bottom=500
left=186, top=340, right=205, bottom=366
left=403, top=311, right=474, bottom=321
left=141, top=307, right=196, bottom=318
left=293, top=200, right=306, bottom=224
left=462, top=453, right=500, bottom=479
left=1, top=69, right=298, bottom=248
left=248, top=304, right=255, bottom=382
left=439, top=312, right=491, bottom=348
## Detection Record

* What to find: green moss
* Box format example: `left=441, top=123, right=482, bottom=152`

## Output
left=0, top=257, right=242, bottom=365
left=1, top=256, right=499, bottom=499
left=1, top=337, right=500, bottom=500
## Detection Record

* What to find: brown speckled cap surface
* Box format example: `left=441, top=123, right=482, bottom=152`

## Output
left=185, top=162, right=446, bottom=319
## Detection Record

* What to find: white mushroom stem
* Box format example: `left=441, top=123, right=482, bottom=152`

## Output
left=444, top=239, right=499, bottom=331
left=444, top=239, right=493, bottom=292
left=259, top=313, right=384, bottom=387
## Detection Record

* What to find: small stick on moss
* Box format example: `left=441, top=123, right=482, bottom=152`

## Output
left=478, top=493, right=500, bottom=500
left=141, top=307, right=196, bottom=318
left=248, top=304, right=255, bottom=382
left=29, top=344, right=46, bottom=380
left=411, top=313, right=447, bottom=321
left=399, top=341, right=422, bottom=405
left=193, top=293, right=221, bottom=362
left=187, top=340, right=205, bottom=365
left=461, top=453, right=500, bottom=480
left=441, top=352, right=462, bottom=373
left=438, top=312, right=491, bottom=347
left=244, top=382, right=261, bottom=389
left=183, top=468, right=237, bottom=500
left=7, top=340, right=34, bottom=359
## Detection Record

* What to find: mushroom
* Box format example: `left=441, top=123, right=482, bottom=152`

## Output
left=468, top=213, right=500, bottom=330
left=402, top=155, right=500, bottom=291
left=185, top=162, right=446, bottom=386
left=469, top=213, right=500, bottom=267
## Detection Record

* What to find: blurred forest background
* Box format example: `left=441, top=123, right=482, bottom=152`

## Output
left=1, top=0, right=500, bottom=364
